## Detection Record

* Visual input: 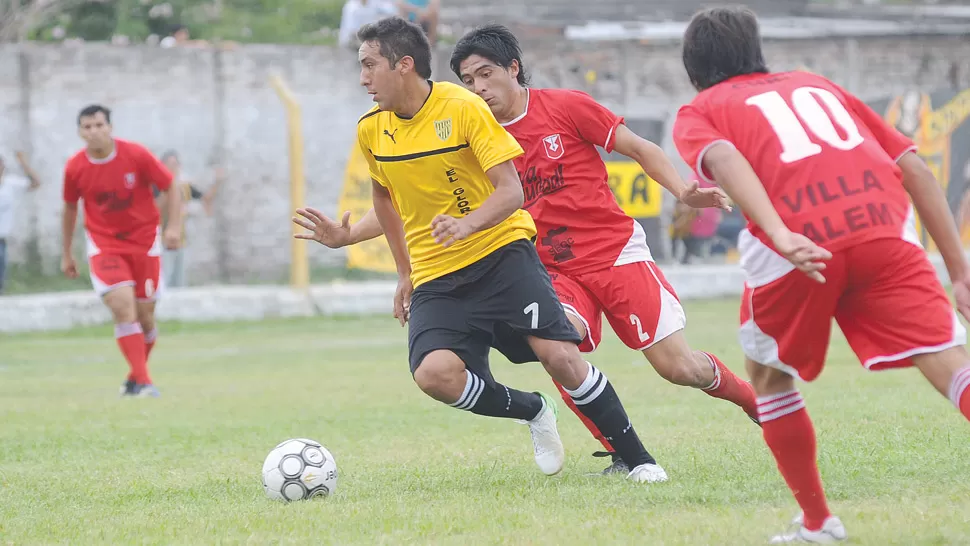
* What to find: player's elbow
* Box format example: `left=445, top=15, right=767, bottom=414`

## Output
left=898, top=151, right=936, bottom=194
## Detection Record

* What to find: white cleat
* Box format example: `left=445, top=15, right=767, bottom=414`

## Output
left=519, top=392, right=565, bottom=476
left=769, top=514, right=847, bottom=544
left=626, top=463, right=669, bottom=484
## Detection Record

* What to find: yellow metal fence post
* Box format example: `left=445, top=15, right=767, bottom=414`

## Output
left=269, top=73, right=310, bottom=289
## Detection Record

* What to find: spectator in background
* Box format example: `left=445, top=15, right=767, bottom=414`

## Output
left=339, top=0, right=397, bottom=50
left=154, top=151, right=223, bottom=288
left=0, top=151, right=40, bottom=294
left=670, top=178, right=722, bottom=264
left=398, top=0, right=440, bottom=46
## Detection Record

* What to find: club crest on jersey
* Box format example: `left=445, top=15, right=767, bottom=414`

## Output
left=124, top=173, right=136, bottom=188
left=542, top=134, right=564, bottom=160
left=434, top=119, right=452, bottom=141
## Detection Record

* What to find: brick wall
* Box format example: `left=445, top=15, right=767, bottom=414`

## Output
left=2, top=32, right=968, bottom=283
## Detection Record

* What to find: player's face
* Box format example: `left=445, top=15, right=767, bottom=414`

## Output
left=359, top=40, right=402, bottom=111
left=164, top=156, right=180, bottom=173
left=78, top=112, right=112, bottom=149
left=458, top=54, right=519, bottom=116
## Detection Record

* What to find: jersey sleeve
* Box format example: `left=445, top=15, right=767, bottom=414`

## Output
left=460, top=96, right=523, bottom=173
left=672, top=102, right=734, bottom=184
left=134, top=144, right=174, bottom=191
left=564, top=90, right=625, bottom=152
left=63, top=160, right=80, bottom=203
left=357, top=122, right=390, bottom=187
left=837, top=85, right=917, bottom=162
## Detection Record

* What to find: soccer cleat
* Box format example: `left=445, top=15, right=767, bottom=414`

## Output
left=521, top=392, right=565, bottom=476
left=590, top=451, right=630, bottom=475
left=769, top=514, right=847, bottom=544
left=120, top=380, right=160, bottom=398
left=119, top=378, right=136, bottom=396
left=626, top=463, right=669, bottom=484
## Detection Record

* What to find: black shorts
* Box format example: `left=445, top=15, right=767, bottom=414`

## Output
left=407, top=239, right=582, bottom=383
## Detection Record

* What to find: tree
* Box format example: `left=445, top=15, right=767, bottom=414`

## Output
left=0, top=0, right=81, bottom=42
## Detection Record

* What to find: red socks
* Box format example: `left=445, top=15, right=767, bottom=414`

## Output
left=950, top=365, right=970, bottom=421
left=145, top=327, right=158, bottom=360
left=115, top=322, right=150, bottom=385
left=758, top=390, right=831, bottom=531
left=700, top=352, right=759, bottom=422
left=554, top=379, right=614, bottom=451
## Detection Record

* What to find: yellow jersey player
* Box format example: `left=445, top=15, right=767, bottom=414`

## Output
left=297, top=16, right=665, bottom=482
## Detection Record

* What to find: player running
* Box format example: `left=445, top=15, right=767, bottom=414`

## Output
left=296, top=23, right=760, bottom=476
left=327, top=16, right=665, bottom=483
left=673, top=6, right=970, bottom=543
left=62, top=105, right=182, bottom=397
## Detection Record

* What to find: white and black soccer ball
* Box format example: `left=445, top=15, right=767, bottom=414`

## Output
left=261, top=438, right=338, bottom=502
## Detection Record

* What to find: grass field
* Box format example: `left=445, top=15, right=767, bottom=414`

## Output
left=1, top=298, right=969, bottom=545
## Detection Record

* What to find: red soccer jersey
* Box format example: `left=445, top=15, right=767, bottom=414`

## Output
left=63, top=139, right=173, bottom=255
left=502, top=88, right=652, bottom=274
left=673, top=71, right=918, bottom=265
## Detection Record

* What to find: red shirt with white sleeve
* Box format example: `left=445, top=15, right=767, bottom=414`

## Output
left=63, top=139, right=173, bottom=256
left=501, top=88, right=652, bottom=275
left=673, top=71, right=918, bottom=285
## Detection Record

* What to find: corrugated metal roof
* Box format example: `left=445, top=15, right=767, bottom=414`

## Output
left=564, top=16, right=970, bottom=42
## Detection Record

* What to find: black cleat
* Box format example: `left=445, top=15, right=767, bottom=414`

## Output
left=590, top=450, right=629, bottom=475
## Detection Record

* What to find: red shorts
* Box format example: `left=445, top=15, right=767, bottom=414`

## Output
left=740, top=238, right=966, bottom=382
left=89, top=252, right=162, bottom=301
left=550, top=261, right=687, bottom=352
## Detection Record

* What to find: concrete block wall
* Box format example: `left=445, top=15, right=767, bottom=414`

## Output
left=2, top=31, right=969, bottom=284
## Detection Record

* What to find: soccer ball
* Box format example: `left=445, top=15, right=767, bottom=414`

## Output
left=261, top=438, right=338, bottom=502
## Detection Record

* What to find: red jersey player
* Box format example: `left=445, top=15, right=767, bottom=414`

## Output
left=62, top=105, right=182, bottom=397
left=292, top=24, right=760, bottom=479
left=674, top=7, right=970, bottom=543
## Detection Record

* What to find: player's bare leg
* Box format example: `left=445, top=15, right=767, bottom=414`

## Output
left=412, top=349, right=565, bottom=475
left=137, top=300, right=159, bottom=361
left=103, top=287, right=156, bottom=397
left=748, top=358, right=846, bottom=543
left=642, top=330, right=759, bottom=423
left=529, top=336, right=668, bottom=483
left=913, top=346, right=970, bottom=421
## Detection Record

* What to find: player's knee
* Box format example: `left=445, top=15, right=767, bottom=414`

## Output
left=413, top=350, right=466, bottom=402
left=535, top=340, right=586, bottom=388
left=745, top=358, right=794, bottom=395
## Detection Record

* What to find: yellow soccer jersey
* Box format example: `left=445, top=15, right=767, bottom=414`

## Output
left=357, top=81, right=536, bottom=288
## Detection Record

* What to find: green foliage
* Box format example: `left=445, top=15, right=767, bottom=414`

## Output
left=31, top=0, right=346, bottom=44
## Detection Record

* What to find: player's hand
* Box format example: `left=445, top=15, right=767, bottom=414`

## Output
left=952, top=272, right=970, bottom=323
left=292, top=208, right=353, bottom=248
left=680, top=181, right=732, bottom=211
left=163, top=228, right=181, bottom=250
left=393, top=275, right=413, bottom=327
left=431, top=215, right=473, bottom=247
left=61, top=255, right=78, bottom=279
left=770, top=230, right=832, bottom=284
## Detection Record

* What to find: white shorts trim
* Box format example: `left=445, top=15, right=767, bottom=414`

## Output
left=862, top=311, right=968, bottom=369
left=561, top=302, right=596, bottom=352
left=634, top=263, right=687, bottom=351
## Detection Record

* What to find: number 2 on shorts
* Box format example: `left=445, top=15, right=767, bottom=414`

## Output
left=523, top=301, right=539, bottom=329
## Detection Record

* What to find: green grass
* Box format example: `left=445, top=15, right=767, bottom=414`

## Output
left=1, top=299, right=969, bottom=545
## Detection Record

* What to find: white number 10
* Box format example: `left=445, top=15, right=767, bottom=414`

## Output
left=745, top=86, right=864, bottom=164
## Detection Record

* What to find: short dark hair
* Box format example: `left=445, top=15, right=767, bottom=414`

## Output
left=682, top=6, right=769, bottom=91
left=161, top=150, right=178, bottom=161
left=450, top=24, right=530, bottom=86
left=357, top=17, right=432, bottom=80
left=77, top=104, right=111, bottom=126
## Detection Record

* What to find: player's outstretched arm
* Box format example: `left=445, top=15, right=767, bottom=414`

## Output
left=899, top=151, right=970, bottom=281
left=703, top=143, right=831, bottom=283
left=431, top=160, right=524, bottom=248
left=294, top=207, right=384, bottom=248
